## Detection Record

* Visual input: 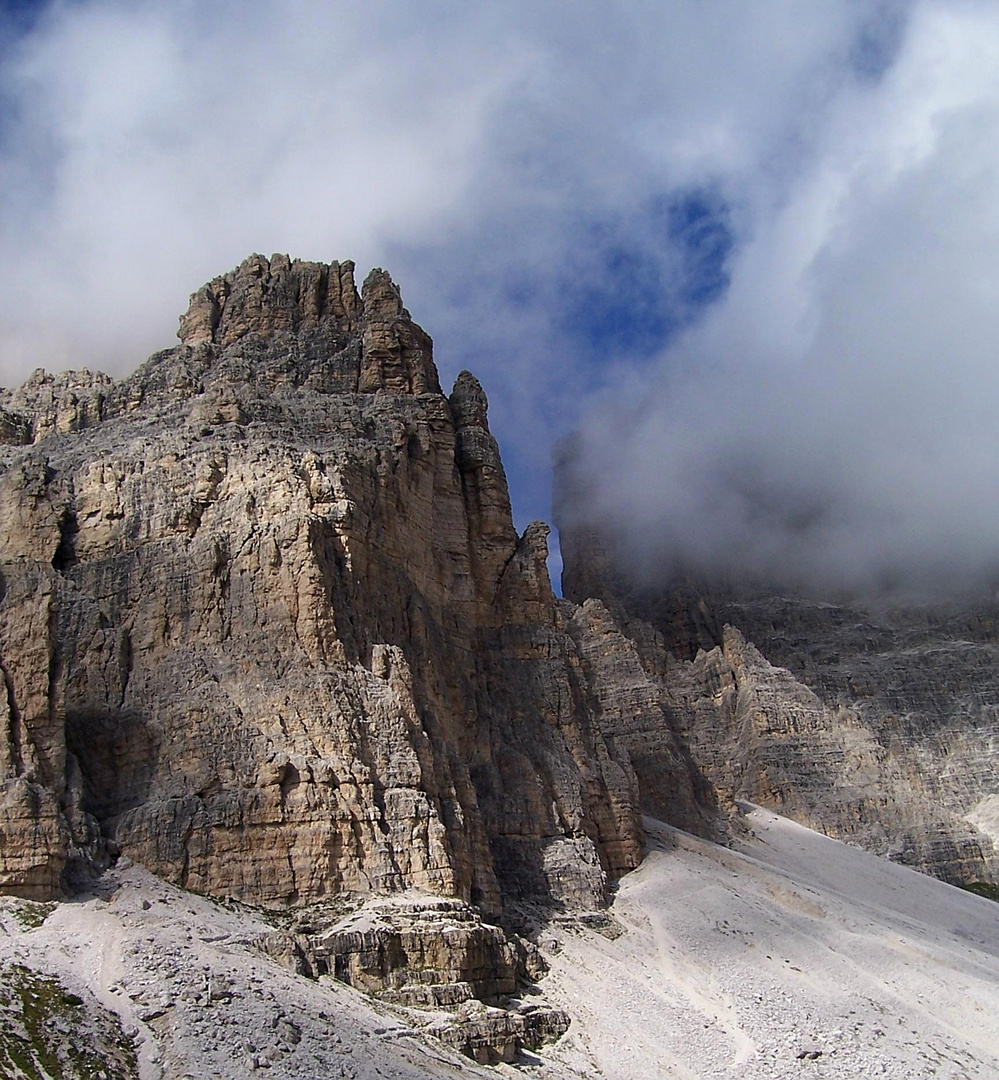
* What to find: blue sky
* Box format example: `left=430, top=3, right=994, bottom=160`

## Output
left=0, top=0, right=44, bottom=26
left=2, top=1, right=999, bottom=592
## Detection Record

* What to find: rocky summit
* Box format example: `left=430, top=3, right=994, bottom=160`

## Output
left=3, top=253, right=998, bottom=1074
left=0, top=255, right=720, bottom=1056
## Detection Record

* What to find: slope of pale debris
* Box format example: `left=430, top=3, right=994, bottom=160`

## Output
left=0, top=866, right=529, bottom=1080
left=539, top=806, right=999, bottom=1079
left=3, top=809, right=998, bottom=1079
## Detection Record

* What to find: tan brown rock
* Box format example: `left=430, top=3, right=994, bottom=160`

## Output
left=307, top=896, right=524, bottom=1005
left=430, top=999, right=570, bottom=1065
left=0, top=255, right=661, bottom=920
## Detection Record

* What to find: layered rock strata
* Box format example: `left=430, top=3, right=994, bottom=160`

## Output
left=306, top=896, right=532, bottom=1006
left=557, top=466, right=999, bottom=885
left=254, top=893, right=569, bottom=1063
left=0, top=255, right=714, bottom=923
left=429, top=999, right=571, bottom=1066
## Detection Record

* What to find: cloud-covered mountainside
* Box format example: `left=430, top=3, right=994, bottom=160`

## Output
left=569, top=2, right=999, bottom=595
left=2, top=1, right=998, bottom=585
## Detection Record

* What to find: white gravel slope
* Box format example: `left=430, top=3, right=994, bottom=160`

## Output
left=540, top=807, right=999, bottom=1079
left=2, top=806, right=998, bottom=1080
left=0, top=868, right=501, bottom=1080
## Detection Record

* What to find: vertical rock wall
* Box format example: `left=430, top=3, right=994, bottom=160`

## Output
left=0, top=255, right=665, bottom=914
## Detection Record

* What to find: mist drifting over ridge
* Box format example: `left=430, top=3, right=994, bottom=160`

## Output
left=1, top=0, right=999, bottom=587
left=565, top=3, right=999, bottom=599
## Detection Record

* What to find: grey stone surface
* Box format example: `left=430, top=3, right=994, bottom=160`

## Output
left=0, top=255, right=711, bottom=918
left=557, top=458, right=999, bottom=885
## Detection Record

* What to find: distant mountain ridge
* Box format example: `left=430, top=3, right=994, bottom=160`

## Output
left=556, top=454, right=999, bottom=886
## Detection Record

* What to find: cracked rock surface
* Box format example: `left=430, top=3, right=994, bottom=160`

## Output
left=0, top=254, right=689, bottom=913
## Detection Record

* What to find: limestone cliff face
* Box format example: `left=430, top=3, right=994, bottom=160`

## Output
left=557, top=469, right=999, bottom=885
left=0, top=254, right=662, bottom=913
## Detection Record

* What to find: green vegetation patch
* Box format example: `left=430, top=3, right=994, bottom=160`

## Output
left=958, top=882, right=999, bottom=903
left=0, top=964, right=139, bottom=1080
left=4, top=901, right=57, bottom=933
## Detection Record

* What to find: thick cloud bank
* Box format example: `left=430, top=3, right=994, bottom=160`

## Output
left=568, top=3, right=999, bottom=595
left=2, top=1, right=998, bottom=592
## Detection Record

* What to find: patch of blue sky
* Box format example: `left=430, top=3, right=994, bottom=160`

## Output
left=0, top=5, right=61, bottom=224
left=559, top=188, right=733, bottom=372
left=0, top=0, right=47, bottom=38
left=462, top=189, right=735, bottom=593
left=848, top=1, right=909, bottom=82
left=0, top=0, right=49, bottom=133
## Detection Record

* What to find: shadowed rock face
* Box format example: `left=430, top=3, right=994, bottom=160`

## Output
left=1, top=254, right=715, bottom=914
left=556, top=457, right=999, bottom=886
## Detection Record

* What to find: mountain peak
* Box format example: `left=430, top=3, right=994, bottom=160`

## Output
left=175, top=254, right=440, bottom=396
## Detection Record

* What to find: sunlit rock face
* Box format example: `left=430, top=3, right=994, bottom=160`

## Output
left=0, top=254, right=690, bottom=912
left=556, top=455, right=999, bottom=886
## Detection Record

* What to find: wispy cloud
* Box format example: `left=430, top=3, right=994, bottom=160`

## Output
left=570, top=1, right=999, bottom=594
left=6, top=0, right=994, bottom=596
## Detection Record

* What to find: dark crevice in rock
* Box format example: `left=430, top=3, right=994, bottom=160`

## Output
left=51, top=509, right=79, bottom=572
left=0, top=660, right=25, bottom=776
left=116, top=629, right=132, bottom=708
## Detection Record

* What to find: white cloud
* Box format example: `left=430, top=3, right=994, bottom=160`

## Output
left=6, top=0, right=997, bottom=594
left=0, top=0, right=871, bottom=375
left=573, top=0, right=999, bottom=593
left=0, top=0, right=536, bottom=376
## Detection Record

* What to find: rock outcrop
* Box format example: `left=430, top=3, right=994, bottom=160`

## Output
left=557, top=462, right=999, bottom=885
left=0, top=256, right=706, bottom=931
